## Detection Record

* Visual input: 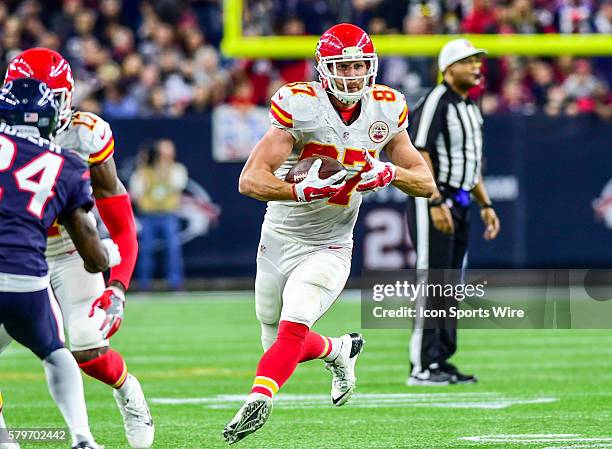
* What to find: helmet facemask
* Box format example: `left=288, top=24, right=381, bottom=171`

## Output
left=53, top=87, right=73, bottom=134
left=316, top=47, right=378, bottom=105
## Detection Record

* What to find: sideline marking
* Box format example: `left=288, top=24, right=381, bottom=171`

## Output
left=460, top=434, right=612, bottom=446
left=152, top=392, right=557, bottom=410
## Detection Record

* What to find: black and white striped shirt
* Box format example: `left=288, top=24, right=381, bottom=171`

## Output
left=409, top=81, right=483, bottom=191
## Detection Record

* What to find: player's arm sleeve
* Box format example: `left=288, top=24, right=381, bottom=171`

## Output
left=409, top=94, right=445, bottom=154
left=96, top=193, right=137, bottom=290
left=84, top=122, right=137, bottom=290
left=269, top=86, right=301, bottom=142
left=91, top=160, right=137, bottom=291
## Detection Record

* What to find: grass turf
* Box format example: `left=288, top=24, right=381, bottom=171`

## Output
left=1, top=293, right=612, bottom=449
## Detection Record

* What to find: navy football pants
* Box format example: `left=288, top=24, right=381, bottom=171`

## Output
left=0, top=289, right=64, bottom=359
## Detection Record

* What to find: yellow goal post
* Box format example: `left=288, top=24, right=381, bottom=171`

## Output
left=222, top=0, right=612, bottom=58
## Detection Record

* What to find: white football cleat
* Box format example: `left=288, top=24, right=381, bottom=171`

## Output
left=113, top=375, right=154, bottom=449
left=222, top=393, right=273, bottom=445
left=325, top=332, right=365, bottom=406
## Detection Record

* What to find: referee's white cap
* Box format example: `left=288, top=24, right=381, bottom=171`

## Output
left=438, top=39, right=487, bottom=72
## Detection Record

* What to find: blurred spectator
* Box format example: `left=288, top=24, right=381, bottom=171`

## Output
left=274, top=17, right=310, bottom=84
left=557, top=0, right=592, bottom=34
left=130, top=63, right=161, bottom=108
left=109, top=26, right=135, bottom=61
left=232, top=59, right=273, bottom=106
left=594, top=0, right=612, bottom=33
left=159, top=48, right=193, bottom=112
left=50, top=0, right=82, bottom=41
left=102, top=83, right=140, bottom=118
left=497, top=79, right=534, bottom=113
left=185, top=84, right=211, bottom=114
left=509, top=0, right=539, bottom=33
left=243, top=0, right=275, bottom=36
left=142, top=86, right=172, bottom=117
left=0, top=0, right=608, bottom=118
left=462, top=0, right=498, bottom=33
left=544, top=85, right=569, bottom=116
left=79, top=95, right=102, bottom=115
left=562, top=58, right=607, bottom=100
left=228, top=80, right=257, bottom=108
left=130, top=139, right=188, bottom=290
left=528, top=59, right=556, bottom=107
left=352, top=0, right=410, bottom=33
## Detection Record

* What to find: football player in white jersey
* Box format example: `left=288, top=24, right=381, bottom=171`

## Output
left=0, top=49, right=154, bottom=449
left=223, top=23, right=436, bottom=444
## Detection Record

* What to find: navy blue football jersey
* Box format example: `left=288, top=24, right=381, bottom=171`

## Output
left=0, top=123, right=94, bottom=277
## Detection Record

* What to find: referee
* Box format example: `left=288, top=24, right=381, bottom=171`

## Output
left=406, top=39, right=500, bottom=386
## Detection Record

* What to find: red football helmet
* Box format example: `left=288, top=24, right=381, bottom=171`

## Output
left=4, top=48, right=74, bottom=133
left=315, top=23, right=378, bottom=104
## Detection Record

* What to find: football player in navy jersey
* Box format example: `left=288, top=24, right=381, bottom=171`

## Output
left=0, top=79, right=120, bottom=449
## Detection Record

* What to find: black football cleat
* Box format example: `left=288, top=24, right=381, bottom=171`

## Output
left=440, top=362, right=478, bottom=384
left=407, top=363, right=457, bottom=386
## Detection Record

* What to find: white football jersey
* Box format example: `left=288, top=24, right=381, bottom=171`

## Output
left=264, top=81, right=409, bottom=245
left=46, top=111, right=115, bottom=257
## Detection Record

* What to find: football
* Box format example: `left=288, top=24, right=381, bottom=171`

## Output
left=285, top=156, right=346, bottom=184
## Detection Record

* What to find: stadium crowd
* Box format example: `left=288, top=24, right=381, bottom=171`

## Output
left=0, top=0, right=610, bottom=118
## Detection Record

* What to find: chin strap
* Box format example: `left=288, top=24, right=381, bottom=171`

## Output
left=327, top=89, right=360, bottom=106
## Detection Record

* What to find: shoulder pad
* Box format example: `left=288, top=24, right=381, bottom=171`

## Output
left=370, top=85, right=409, bottom=130
left=270, top=82, right=324, bottom=131
left=70, top=111, right=115, bottom=165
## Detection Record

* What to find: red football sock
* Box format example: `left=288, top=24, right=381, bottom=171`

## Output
left=299, top=331, right=333, bottom=363
left=78, top=349, right=128, bottom=388
left=251, top=320, right=308, bottom=398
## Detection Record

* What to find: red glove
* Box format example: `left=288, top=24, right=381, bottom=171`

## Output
left=291, top=159, right=347, bottom=202
left=356, top=151, right=396, bottom=192
left=89, top=286, right=125, bottom=339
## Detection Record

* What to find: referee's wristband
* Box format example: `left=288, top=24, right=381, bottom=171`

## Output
left=481, top=203, right=494, bottom=209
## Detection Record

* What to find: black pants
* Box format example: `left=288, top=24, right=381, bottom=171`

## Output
left=406, top=194, right=470, bottom=373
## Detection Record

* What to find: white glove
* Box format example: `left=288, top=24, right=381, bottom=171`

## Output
left=292, top=159, right=347, bottom=202
left=101, top=238, right=122, bottom=268
left=89, top=286, right=125, bottom=339
left=357, top=150, right=397, bottom=193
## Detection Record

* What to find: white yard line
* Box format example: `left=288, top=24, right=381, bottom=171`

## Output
left=460, top=434, right=612, bottom=445
left=543, top=446, right=612, bottom=449
left=152, top=392, right=557, bottom=410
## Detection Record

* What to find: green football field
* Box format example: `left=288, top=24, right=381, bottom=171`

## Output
left=2, top=292, right=612, bottom=449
